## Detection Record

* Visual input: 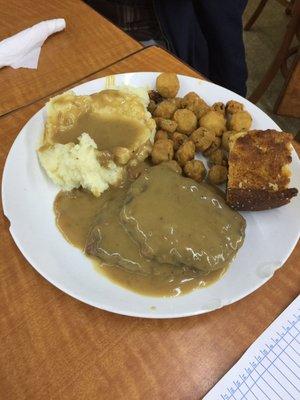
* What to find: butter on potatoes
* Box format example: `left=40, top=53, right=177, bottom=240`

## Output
left=38, top=133, right=123, bottom=197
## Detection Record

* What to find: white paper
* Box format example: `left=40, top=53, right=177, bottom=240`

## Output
left=204, top=296, right=300, bottom=400
left=0, top=19, right=66, bottom=69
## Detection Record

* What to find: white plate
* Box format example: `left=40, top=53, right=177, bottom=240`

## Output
left=2, top=73, right=300, bottom=318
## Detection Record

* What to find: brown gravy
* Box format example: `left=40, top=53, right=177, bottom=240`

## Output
left=120, top=165, right=245, bottom=273
left=95, top=263, right=226, bottom=297
left=54, top=164, right=245, bottom=297
left=52, top=112, right=144, bottom=151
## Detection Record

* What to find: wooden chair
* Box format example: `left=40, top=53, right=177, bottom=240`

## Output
left=274, top=50, right=300, bottom=118
left=244, top=0, right=294, bottom=31
left=244, top=0, right=300, bottom=105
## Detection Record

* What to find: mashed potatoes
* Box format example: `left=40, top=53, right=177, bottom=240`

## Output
left=38, top=86, right=155, bottom=196
left=39, top=133, right=123, bottom=196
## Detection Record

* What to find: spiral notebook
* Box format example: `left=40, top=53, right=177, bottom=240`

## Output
left=203, top=296, right=300, bottom=400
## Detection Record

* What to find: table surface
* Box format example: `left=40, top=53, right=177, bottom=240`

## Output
left=0, top=0, right=142, bottom=117
left=0, top=45, right=299, bottom=400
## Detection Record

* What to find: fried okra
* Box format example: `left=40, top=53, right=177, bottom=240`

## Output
left=153, top=99, right=177, bottom=119
left=155, top=130, right=169, bottom=141
left=147, top=99, right=157, bottom=114
left=228, top=111, right=252, bottom=131
left=203, top=136, right=222, bottom=157
left=174, top=97, right=182, bottom=109
left=158, top=118, right=177, bottom=133
left=221, top=130, right=235, bottom=151
left=148, top=90, right=163, bottom=104
left=184, top=160, right=206, bottom=182
left=181, top=91, right=210, bottom=118
left=199, top=110, right=226, bottom=136
left=113, top=147, right=131, bottom=165
left=173, top=109, right=197, bottom=135
left=151, top=139, right=174, bottom=164
left=172, top=132, right=188, bottom=151
left=156, top=73, right=180, bottom=98
left=212, top=102, right=226, bottom=115
left=208, top=165, right=228, bottom=185
left=226, top=100, right=244, bottom=114
left=175, top=141, right=195, bottom=166
left=209, top=149, right=227, bottom=166
left=190, top=127, right=215, bottom=152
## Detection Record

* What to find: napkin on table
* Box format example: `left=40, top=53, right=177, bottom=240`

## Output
left=0, top=18, right=66, bottom=69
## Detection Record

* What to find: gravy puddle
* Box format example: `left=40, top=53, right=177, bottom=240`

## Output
left=54, top=164, right=245, bottom=297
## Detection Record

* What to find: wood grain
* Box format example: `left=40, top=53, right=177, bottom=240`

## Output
left=0, top=46, right=299, bottom=400
left=0, top=0, right=142, bottom=116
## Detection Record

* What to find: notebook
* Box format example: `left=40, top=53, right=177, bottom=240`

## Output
left=203, top=296, right=300, bottom=400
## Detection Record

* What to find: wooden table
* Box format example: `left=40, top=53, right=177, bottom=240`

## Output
left=0, top=46, right=299, bottom=400
left=0, top=0, right=142, bottom=117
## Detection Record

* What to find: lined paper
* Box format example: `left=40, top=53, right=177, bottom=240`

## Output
left=203, top=296, right=300, bottom=400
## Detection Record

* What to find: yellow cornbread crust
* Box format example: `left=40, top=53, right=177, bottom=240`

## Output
left=227, top=129, right=298, bottom=211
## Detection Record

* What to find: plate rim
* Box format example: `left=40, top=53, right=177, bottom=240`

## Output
left=2, top=72, right=300, bottom=319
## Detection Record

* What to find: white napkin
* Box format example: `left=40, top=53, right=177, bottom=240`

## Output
left=0, top=18, right=66, bottom=69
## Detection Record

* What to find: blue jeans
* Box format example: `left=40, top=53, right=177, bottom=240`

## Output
left=153, top=0, right=248, bottom=97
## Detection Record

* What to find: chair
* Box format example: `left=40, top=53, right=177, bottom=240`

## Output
left=244, top=0, right=294, bottom=31
left=244, top=0, right=300, bottom=106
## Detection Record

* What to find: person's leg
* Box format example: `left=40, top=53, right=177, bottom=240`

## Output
left=86, top=0, right=162, bottom=42
left=194, top=0, right=248, bottom=96
left=153, top=0, right=209, bottom=77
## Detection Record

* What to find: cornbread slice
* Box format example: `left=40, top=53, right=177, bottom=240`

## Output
left=227, top=129, right=298, bottom=211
